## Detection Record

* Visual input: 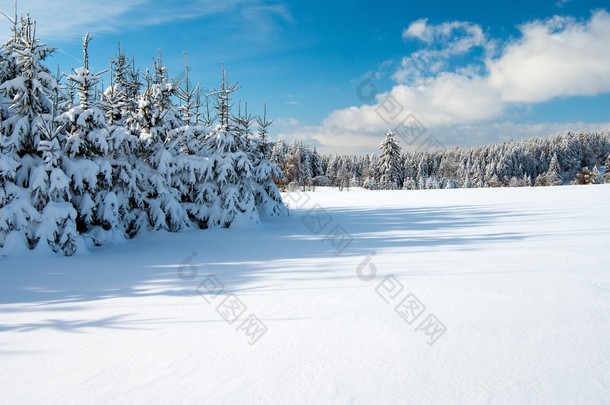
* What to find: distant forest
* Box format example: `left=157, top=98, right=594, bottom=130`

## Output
left=270, top=131, right=610, bottom=191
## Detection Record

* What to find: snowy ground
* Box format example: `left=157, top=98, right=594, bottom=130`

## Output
left=1, top=185, right=610, bottom=404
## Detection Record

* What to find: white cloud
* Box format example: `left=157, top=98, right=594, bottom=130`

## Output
left=287, top=10, right=610, bottom=154
left=402, top=18, right=485, bottom=51
left=325, top=73, right=503, bottom=132
left=273, top=117, right=301, bottom=128
left=396, top=19, right=487, bottom=84
left=435, top=121, right=610, bottom=147
left=403, top=19, right=431, bottom=42
left=487, top=11, right=610, bottom=102
left=555, top=0, right=573, bottom=8
left=276, top=122, right=382, bottom=155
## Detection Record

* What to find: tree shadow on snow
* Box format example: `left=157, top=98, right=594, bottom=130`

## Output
left=0, top=203, right=550, bottom=312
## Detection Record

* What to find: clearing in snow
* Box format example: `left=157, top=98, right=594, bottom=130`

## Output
left=1, top=185, right=610, bottom=404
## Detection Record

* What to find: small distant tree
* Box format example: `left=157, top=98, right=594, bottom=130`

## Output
left=546, top=152, right=563, bottom=186
left=402, top=177, right=416, bottom=190
left=281, top=154, right=300, bottom=191
left=604, top=154, right=610, bottom=183
left=591, top=165, right=602, bottom=184
left=534, top=173, right=548, bottom=187
left=572, top=167, right=594, bottom=185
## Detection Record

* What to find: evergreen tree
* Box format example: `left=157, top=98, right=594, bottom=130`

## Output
left=591, top=165, right=602, bottom=184
left=99, top=68, right=128, bottom=127
left=560, top=134, right=582, bottom=179
left=100, top=75, right=146, bottom=238
left=0, top=15, right=56, bottom=155
left=378, top=129, right=402, bottom=189
left=195, top=68, right=285, bottom=227
left=0, top=15, right=56, bottom=250
left=211, top=65, right=240, bottom=129
left=310, top=147, right=323, bottom=178
left=58, top=34, right=115, bottom=243
left=0, top=151, right=29, bottom=248
left=256, top=104, right=272, bottom=159
left=174, top=52, right=201, bottom=126
left=200, top=125, right=258, bottom=227
left=133, top=59, right=188, bottom=233
left=546, top=152, right=563, bottom=186
left=34, top=119, right=80, bottom=255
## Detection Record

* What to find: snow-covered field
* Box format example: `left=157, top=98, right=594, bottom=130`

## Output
left=1, top=185, right=610, bottom=404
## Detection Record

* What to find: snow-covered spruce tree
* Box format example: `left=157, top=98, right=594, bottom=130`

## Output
left=534, top=173, right=548, bottom=187
left=196, top=70, right=258, bottom=227
left=58, top=33, right=120, bottom=245
left=122, top=54, right=142, bottom=132
left=173, top=66, right=208, bottom=176
left=0, top=17, right=19, bottom=248
left=170, top=54, right=211, bottom=228
left=1, top=15, right=56, bottom=156
left=269, top=140, right=286, bottom=168
left=299, top=147, right=313, bottom=188
left=0, top=151, right=24, bottom=249
left=310, top=147, right=323, bottom=178
left=51, top=64, right=74, bottom=116
left=0, top=15, right=55, bottom=250
left=256, top=104, right=272, bottom=160
left=132, top=56, right=189, bottom=232
left=604, top=154, right=610, bottom=183
left=33, top=119, right=80, bottom=255
left=237, top=103, right=286, bottom=217
left=591, top=165, right=603, bottom=184
left=191, top=67, right=285, bottom=227
left=378, top=129, right=402, bottom=189
left=251, top=146, right=289, bottom=215
left=173, top=53, right=200, bottom=126
left=99, top=62, right=149, bottom=238
left=99, top=68, right=128, bottom=128
left=362, top=154, right=378, bottom=190
left=559, top=133, right=582, bottom=179
left=200, top=124, right=258, bottom=227
left=546, top=152, right=563, bottom=186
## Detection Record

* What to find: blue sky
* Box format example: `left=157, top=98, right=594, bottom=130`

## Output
left=2, top=0, right=610, bottom=154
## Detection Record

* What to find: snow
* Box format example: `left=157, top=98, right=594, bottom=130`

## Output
left=1, top=185, right=610, bottom=404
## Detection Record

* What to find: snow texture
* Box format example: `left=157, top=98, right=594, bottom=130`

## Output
left=1, top=185, right=609, bottom=403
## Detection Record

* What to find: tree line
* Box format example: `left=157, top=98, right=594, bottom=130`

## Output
left=271, top=130, right=610, bottom=191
